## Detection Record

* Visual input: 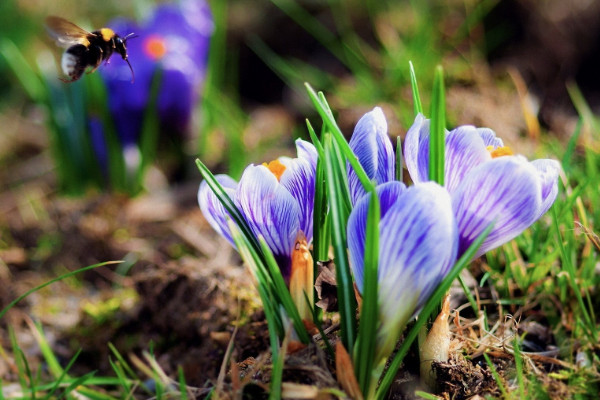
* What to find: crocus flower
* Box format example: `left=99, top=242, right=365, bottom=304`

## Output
left=347, top=107, right=395, bottom=205
left=100, top=0, right=213, bottom=147
left=198, top=139, right=318, bottom=319
left=347, top=181, right=458, bottom=361
left=347, top=108, right=560, bottom=259
left=403, top=114, right=560, bottom=257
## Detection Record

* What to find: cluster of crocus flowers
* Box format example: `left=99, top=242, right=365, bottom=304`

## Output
left=346, top=107, right=560, bottom=362
left=100, top=0, right=213, bottom=150
left=198, top=140, right=318, bottom=320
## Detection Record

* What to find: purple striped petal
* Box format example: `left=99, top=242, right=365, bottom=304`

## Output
left=280, top=156, right=316, bottom=243
left=377, top=182, right=457, bottom=356
left=347, top=181, right=407, bottom=291
left=295, top=139, right=318, bottom=169
left=236, top=165, right=301, bottom=278
left=531, top=159, right=561, bottom=218
left=403, top=113, right=431, bottom=184
left=348, top=108, right=395, bottom=204
left=452, top=156, right=542, bottom=258
left=198, top=174, right=238, bottom=246
left=477, top=128, right=504, bottom=148
left=444, top=126, right=491, bottom=194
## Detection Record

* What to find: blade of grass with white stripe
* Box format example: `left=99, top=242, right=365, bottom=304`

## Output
left=355, top=190, right=380, bottom=397
left=429, top=66, right=445, bottom=186
left=375, top=222, right=494, bottom=399
left=323, top=133, right=357, bottom=351
left=409, top=61, right=423, bottom=115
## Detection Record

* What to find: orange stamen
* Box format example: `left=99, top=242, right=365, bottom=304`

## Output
left=487, top=145, right=513, bottom=158
left=144, top=35, right=167, bottom=60
left=262, top=159, right=287, bottom=181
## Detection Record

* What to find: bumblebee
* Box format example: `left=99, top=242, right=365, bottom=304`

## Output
left=45, top=16, right=136, bottom=83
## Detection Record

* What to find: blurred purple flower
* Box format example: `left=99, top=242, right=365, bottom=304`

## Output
left=88, top=116, right=108, bottom=171
left=347, top=109, right=560, bottom=259
left=347, top=181, right=458, bottom=359
left=100, top=0, right=213, bottom=147
left=198, top=139, right=318, bottom=280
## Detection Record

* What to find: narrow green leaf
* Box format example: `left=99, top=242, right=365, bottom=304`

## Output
left=269, top=330, right=288, bottom=400
left=229, top=222, right=285, bottom=347
left=483, top=353, right=508, bottom=397
left=305, top=119, right=324, bottom=156
left=457, top=274, right=479, bottom=318
left=56, top=371, right=97, bottom=400
left=376, top=221, right=494, bottom=399
left=429, top=66, right=445, bottom=186
left=552, top=207, right=596, bottom=341
left=409, top=61, right=423, bottom=115
left=0, top=261, right=122, bottom=320
left=305, top=83, right=375, bottom=195
left=178, top=367, right=189, bottom=400
left=0, top=38, right=45, bottom=102
left=513, top=337, right=525, bottom=399
left=42, top=349, right=82, bottom=400
left=355, top=191, right=380, bottom=396
left=313, top=157, right=331, bottom=263
left=323, top=134, right=357, bottom=351
left=395, top=136, right=403, bottom=182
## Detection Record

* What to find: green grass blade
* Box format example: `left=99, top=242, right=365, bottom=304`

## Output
left=229, top=222, right=285, bottom=347
left=0, top=38, right=45, bottom=103
left=355, top=191, right=380, bottom=396
left=0, top=261, right=122, bottom=320
left=269, top=332, right=287, bottom=400
left=483, top=353, right=508, bottom=397
left=42, top=349, right=82, bottom=400
left=55, top=371, right=97, bottom=400
left=178, top=367, right=189, bottom=400
left=395, top=136, right=403, bottom=182
left=409, top=61, right=423, bottom=115
left=429, top=65, right=445, bottom=186
left=376, top=222, right=494, bottom=399
left=323, top=134, right=357, bottom=351
left=269, top=0, right=365, bottom=74
left=552, top=207, right=596, bottom=341
left=513, top=337, right=526, bottom=399
left=561, top=117, right=583, bottom=173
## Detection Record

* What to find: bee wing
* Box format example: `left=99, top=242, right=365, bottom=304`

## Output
left=45, top=16, right=92, bottom=48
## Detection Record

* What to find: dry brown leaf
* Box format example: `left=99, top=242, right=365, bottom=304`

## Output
left=335, top=341, right=363, bottom=400
left=315, top=261, right=337, bottom=312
